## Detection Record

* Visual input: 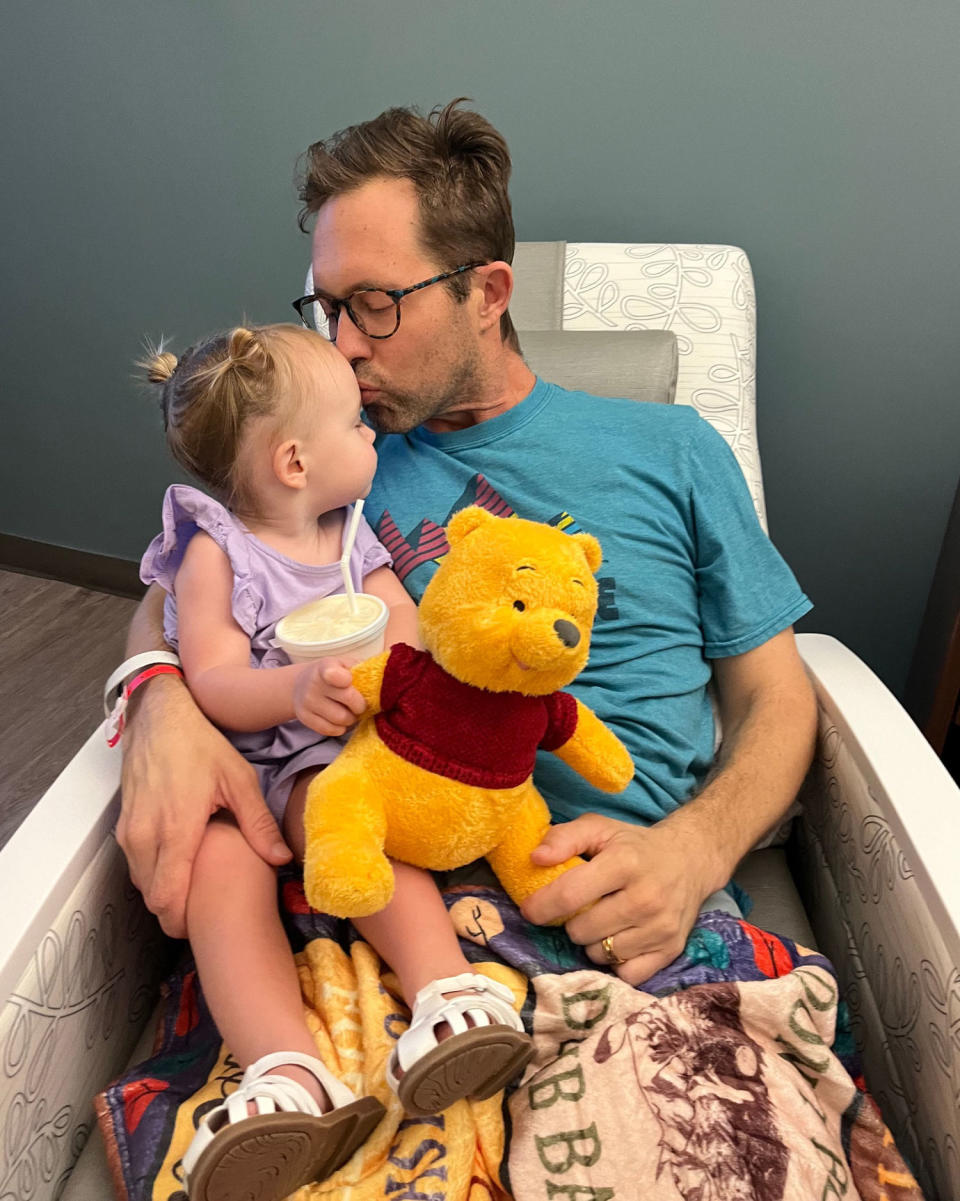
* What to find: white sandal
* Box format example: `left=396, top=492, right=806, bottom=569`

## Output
left=182, top=1050, right=384, bottom=1201
left=386, top=973, right=533, bottom=1116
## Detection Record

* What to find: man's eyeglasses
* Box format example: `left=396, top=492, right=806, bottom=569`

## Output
left=292, top=263, right=486, bottom=340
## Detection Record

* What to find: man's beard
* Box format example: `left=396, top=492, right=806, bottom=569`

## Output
left=359, top=348, right=483, bottom=434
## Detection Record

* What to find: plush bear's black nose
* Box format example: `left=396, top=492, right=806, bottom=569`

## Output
left=554, top=619, right=580, bottom=648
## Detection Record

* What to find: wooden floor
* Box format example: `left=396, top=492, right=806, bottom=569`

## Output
left=0, top=570, right=137, bottom=851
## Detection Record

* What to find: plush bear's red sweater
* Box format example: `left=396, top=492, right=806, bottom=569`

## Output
left=374, top=643, right=578, bottom=789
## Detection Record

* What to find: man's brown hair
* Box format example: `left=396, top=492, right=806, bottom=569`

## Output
left=298, top=99, right=519, bottom=351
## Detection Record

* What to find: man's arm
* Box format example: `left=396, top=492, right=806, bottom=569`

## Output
left=520, top=627, right=817, bottom=984
left=117, top=583, right=292, bottom=937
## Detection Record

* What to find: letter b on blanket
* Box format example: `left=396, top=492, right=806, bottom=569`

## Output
left=536, top=1122, right=602, bottom=1172
left=528, top=1064, right=586, bottom=1109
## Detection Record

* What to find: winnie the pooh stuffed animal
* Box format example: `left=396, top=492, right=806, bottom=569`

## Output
left=303, top=506, right=634, bottom=920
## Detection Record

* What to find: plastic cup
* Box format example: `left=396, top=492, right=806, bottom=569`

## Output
left=273, top=593, right=388, bottom=664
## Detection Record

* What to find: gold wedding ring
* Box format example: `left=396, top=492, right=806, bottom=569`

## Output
left=601, top=934, right=626, bottom=966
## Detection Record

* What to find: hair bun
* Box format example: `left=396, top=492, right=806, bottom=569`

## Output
left=143, top=349, right=178, bottom=384
left=227, top=326, right=270, bottom=374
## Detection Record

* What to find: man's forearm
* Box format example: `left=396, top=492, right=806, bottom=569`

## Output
left=124, top=582, right=197, bottom=729
left=664, top=680, right=818, bottom=896
left=126, top=582, right=173, bottom=656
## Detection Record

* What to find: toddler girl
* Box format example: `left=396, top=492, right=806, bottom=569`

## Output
left=139, top=324, right=530, bottom=1201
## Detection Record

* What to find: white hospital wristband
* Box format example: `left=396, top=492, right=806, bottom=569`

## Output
left=103, top=650, right=183, bottom=717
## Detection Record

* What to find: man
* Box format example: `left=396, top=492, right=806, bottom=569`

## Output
left=119, top=100, right=817, bottom=985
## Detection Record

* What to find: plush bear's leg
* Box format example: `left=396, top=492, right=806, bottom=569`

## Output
left=485, top=784, right=583, bottom=922
left=303, top=764, right=394, bottom=918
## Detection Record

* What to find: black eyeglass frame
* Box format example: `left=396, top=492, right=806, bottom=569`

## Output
left=292, top=262, right=487, bottom=339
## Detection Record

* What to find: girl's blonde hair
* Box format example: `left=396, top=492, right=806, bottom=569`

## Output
left=140, top=324, right=314, bottom=509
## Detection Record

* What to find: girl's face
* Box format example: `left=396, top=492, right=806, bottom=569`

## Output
left=297, top=340, right=378, bottom=511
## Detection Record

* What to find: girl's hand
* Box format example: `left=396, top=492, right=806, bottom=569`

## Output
left=293, top=658, right=368, bottom=735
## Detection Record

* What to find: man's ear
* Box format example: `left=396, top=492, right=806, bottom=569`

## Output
left=476, top=261, right=513, bottom=333
left=273, top=438, right=307, bottom=490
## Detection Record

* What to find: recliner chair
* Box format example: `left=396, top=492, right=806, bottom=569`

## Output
left=1, top=242, right=958, bottom=1201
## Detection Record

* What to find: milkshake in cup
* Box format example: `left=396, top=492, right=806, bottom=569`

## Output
left=274, top=593, right=388, bottom=664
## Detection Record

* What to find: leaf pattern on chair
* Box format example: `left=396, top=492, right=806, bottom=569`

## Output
left=0, top=840, right=169, bottom=1198
left=795, top=715, right=960, bottom=1200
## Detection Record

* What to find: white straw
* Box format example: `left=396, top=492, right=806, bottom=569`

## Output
left=340, top=499, right=365, bottom=613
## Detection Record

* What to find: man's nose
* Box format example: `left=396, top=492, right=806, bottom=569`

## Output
left=334, top=308, right=371, bottom=361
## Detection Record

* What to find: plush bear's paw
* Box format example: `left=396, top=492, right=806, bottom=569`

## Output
left=304, top=843, right=395, bottom=918
left=498, top=855, right=586, bottom=926
left=598, top=740, right=635, bottom=792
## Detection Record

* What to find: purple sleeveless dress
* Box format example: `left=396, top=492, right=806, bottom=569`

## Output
left=140, top=484, right=392, bottom=820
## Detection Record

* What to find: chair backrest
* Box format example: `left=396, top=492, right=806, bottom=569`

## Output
left=511, top=242, right=767, bottom=530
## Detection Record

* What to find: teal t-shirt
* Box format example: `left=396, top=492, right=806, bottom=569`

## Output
left=366, top=378, right=812, bottom=827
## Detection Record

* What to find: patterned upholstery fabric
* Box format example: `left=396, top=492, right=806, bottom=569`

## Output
left=794, top=710, right=960, bottom=1201
left=0, top=832, right=168, bottom=1201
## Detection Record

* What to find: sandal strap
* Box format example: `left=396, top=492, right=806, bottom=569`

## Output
left=411, top=974, right=521, bottom=1023
left=221, top=1073, right=319, bottom=1125
left=183, top=1050, right=360, bottom=1178
left=241, top=1050, right=359, bottom=1110
left=390, top=974, right=524, bottom=1081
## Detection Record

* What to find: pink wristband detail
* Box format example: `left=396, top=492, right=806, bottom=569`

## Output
left=105, top=663, right=185, bottom=747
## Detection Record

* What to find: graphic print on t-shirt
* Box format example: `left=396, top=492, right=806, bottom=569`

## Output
left=375, top=473, right=510, bottom=579
left=373, top=472, right=618, bottom=619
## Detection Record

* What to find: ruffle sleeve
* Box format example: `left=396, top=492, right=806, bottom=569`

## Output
left=139, top=484, right=260, bottom=637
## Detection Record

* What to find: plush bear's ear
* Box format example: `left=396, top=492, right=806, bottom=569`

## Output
left=571, top=531, right=602, bottom=573
left=447, top=505, right=499, bottom=547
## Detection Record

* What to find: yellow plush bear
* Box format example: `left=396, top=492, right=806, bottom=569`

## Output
left=303, top=506, right=634, bottom=919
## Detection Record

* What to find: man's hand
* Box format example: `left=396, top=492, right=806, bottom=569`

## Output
left=520, top=812, right=719, bottom=986
left=521, top=629, right=818, bottom=985
left=117, top=677, right=291, bottom=938
left=292, top=658, right=367, bottom=735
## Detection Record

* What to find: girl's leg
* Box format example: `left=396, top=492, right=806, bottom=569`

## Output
left=286, top=772, right=475, bottom=1002
left=353, top=860, right=529, bottom=1113
left=186, top=810, right=327, bottom=1106
left=353, top=860, right=476, bottom=1001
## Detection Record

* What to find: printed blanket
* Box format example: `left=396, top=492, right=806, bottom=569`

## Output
left=96, top=870, right=924, bottom=1200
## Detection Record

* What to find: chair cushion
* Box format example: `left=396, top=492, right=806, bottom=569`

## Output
left=733, top=847, right=817, bottom=949
left=519, top=329, right=678, bottom=406
left=510, top=241, right=565, bottom=330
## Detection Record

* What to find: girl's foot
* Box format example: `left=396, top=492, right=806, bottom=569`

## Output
left=183, top=1051, right=384, bottom=1201
left=387, top=973, right=533, bottom=1116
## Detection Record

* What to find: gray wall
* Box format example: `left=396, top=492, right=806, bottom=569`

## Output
left=2, top=1, right=958, bottom=698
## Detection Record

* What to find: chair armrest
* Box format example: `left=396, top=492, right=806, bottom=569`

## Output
left=796, top=632, right=960, bottom=953
left=793, top=632, right=960, bottom=1201
left=0, top=723, right=172, bottom=1197
left=0, top=725, right=123, bottom=1004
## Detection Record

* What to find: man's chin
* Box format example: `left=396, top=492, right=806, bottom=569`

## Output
left=362, top=404, right=397, bottom=433
left=362, top=400, right=419, bottom=435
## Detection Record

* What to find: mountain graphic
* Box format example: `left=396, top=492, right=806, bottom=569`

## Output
left=375, top=474, right=514, bottom=582
left=374, top=478, right=586, bottom=584
left=444, top=475, right=515, bottom=524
